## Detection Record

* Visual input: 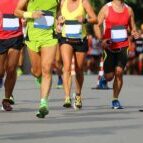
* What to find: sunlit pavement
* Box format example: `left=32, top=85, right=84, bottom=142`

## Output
left=0, top=75, right=143, bottom=143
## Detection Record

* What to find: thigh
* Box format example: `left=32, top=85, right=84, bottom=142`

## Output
left=28, top=49, right=41, bottom=70
left=0, top=53, right=7, bottom=75
left=60, top=44, right=73, bottom=71
left=41, top=45, right=57, bottom=70
left=7, top=48, right=20, bottom=70
left=116, top=48, right=128, bottom=69
left=103, top=49, right=115, bottom=74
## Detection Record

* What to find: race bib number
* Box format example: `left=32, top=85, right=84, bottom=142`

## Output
left=3, top=14, right=19, bottom=31
left=34, top=11, right=54, bottom=29
left=64, top=20, right=82, bottom=39
left=111, top=26, right=127, bottom=42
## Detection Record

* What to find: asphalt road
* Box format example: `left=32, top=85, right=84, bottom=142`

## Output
left=0, top=75, right=143, bottom=143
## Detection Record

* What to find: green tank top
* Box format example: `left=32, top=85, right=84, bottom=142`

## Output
left=26, top=0, right=58, bottom=41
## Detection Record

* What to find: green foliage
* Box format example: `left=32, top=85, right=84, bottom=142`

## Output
left=90, top=0, right=143, bottom=27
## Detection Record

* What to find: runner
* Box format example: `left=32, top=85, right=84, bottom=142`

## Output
left=15, top=0, right=58, bottom=118
left=0, top=0, right=24, bottom=111
left=94, top=0, right=139, bottom=109
left=57, top=0, right=97, bottom=109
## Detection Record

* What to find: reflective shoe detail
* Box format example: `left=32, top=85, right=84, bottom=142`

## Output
left=74, top=95, right=82, bottom=109
left=35, top=76, right=42, bottom=87
left=112, top=100, right=124, bottom=109
left=2, top=99, right=13, bottom=111
left=0, top=78, right=3, bottom=88
left=17, top=67, right=23, bottom=77
left=63, top=96, right=72, bottom=108
left=9, top=95, right=15, bottom=105
left=36, top=99, right=49, bottom=118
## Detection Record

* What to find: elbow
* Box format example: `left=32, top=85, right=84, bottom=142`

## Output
left=14, top=9, right=22, bottom=18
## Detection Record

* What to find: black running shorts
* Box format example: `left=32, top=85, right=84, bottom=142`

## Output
left=103, top=47, right=128, bottom=74
left=59, top=37, right=88, bottom=52
left=0, top=35, right=24, bottom=54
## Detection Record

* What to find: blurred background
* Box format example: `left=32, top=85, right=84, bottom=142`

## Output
left=21, top=0, right=143, bottom=76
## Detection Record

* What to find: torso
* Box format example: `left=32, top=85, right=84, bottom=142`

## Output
left=103, top=2, right=130, bottom=49
left=61, top=0, right=86, bottom=38
left=0, top=0, right=23, bottom=39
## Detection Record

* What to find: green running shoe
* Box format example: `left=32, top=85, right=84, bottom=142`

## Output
left=35, top=76, right=42, bottom=88
left=17, top=67, right=23, bottom=77
left=63, top=96, right=72, bottom=108
left=36, top=99, right=49, bottom=118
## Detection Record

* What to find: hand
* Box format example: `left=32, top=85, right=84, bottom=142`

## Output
left=100, top=39, right=112, bottom=49
left=131, top=30, right=140, bottom=39
left=32, top=11, right=44, bottom=19
left=56, top=16, right=65, bottom=33
left=76, top=16, right=85, bottom=23
left=57, top=16, right=65, bottom=25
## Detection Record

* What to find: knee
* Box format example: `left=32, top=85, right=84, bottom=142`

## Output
left=75, top=68, right=84, bottom=76
left=105, top=73, right=114, bottom=81
left=31, top=67, right=41, bottom=77
left=115, top=68, right=123, bottom=77
left=6, top=66, right=16, bottom=76
left=42, top=65, right=52, bottom=77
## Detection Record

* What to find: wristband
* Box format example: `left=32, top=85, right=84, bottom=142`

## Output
left=23, top=12, right=33, bottom=18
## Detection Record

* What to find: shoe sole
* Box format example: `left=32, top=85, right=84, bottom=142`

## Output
left=112, top=107, right=124, bottom=109
left=73, top=103, right=82, bottom=110
left=63, top=103, right=72, bottom=108
left=36, top=107, right=49, bottom=118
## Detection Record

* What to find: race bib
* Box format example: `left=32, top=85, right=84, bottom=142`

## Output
left=3, top=14, right=19, bottom=31
left=136, top=39, right=143, bottom=53
left=111, top=26, right=127, bottom=42
left=34, top=11, right=54, bottom=29
left=64, top=20, right=82, bottom=39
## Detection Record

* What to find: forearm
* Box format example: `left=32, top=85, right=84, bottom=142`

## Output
left=94, top=25, right=102, bottom=40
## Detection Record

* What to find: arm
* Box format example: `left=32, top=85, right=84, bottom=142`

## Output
left=56, top=0, right=65, bottom=33
left=128, top=7, right=140, bottom=39
left=94, top=5, right=110, bottom=48
left=94, top=5, right=107, bottom=40
left=14, top=0, right=44, bottom=19
left=82, top=0, right=97, bottom=24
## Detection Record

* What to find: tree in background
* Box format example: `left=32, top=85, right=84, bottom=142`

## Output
left=90, top=0, right=143, bottom=27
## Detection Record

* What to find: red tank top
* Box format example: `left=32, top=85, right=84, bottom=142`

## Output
left=0, top=0, right=22, bottom=39
left=103, top=2, right=130, bottom=49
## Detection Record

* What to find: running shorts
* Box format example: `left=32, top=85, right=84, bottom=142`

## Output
left=0, top=35, right=24, bottom=54
left=103, top=47, right=128, bottom=73
left=59, top=37, right=88, bottom=52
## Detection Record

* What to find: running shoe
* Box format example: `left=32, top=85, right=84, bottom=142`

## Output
left=9, top=95, right=15, bottom=105
left=17, top=67, right=23, bottom=77
left=74, top=95, right=82, bottom=109
left=35, top=76, right=42, bottom=87
left=2, top=99, right=13, bottom=111
left=112, top=100, right=124, bottom=109
left=56, top=76, right=63, bottom=89
left=0, top=78, right=3, bottom=88
left=36, top=99, right=49, bottom=118
left=63, top=96, right=72, bottom=108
